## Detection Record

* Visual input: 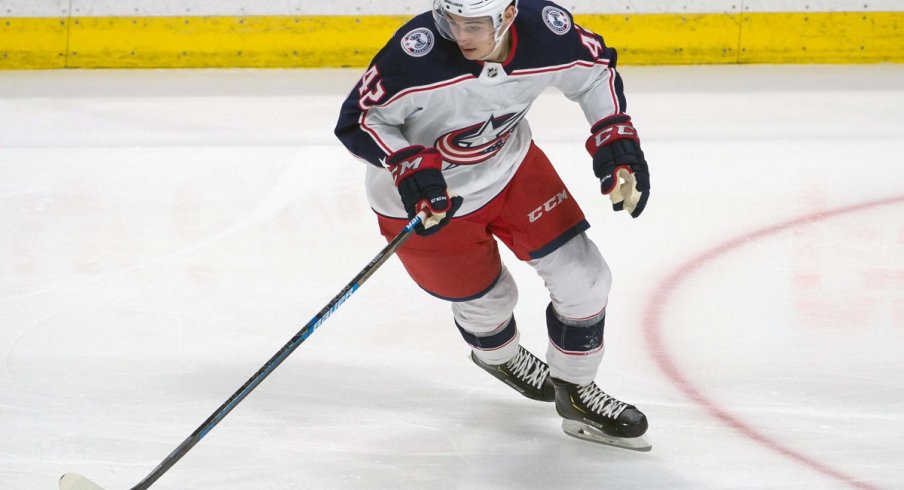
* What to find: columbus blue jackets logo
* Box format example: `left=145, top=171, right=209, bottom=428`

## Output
left=542, top=6, right=571, bottom=35
left=435, top=109, right=528, bottom=165
left=401, top=28, right=434, bottom=57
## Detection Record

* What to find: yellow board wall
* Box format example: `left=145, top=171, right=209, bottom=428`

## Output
left=1, top=12, right=901, bottom=69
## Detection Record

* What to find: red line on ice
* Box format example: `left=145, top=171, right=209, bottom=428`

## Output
left=644, top=195, right=904, bottom=490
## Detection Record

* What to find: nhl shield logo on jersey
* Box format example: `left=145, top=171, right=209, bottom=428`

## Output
left=401, top=28, right=434, bottom=57
left=542, top=6, right=571, bottom=35
left=435, top=109, right=528, bottom=165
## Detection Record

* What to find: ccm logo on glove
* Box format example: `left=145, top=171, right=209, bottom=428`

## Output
left=388, top=155, right=425, bottom=184
left=385, top=145, right=463, bottom=236
left=586, top=114, right=651, bottom=218
left=589, top=122, right=637, bottom=149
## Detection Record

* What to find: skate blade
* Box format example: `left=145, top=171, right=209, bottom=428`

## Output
left=561, top=419, right=652, bottom=452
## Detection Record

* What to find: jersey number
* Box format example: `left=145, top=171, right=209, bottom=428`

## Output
left=358, top=65, right=387, bottom=109
left=577, top=26, right=603, bottom=59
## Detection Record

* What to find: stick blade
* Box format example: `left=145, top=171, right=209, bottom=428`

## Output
left=60, top=473, right=108, bottom=490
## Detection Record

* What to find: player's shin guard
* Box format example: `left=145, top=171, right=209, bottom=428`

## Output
left=544, top=303, right=649, bottom=450
left=545, top=303, right=605, bottom=385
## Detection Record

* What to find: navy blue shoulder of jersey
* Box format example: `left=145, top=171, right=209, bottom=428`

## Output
left=508, top=0, right=618, bottom=71
left=355, top=12, right=480, bottom=106
left=334, top=12, right=481, bottom=167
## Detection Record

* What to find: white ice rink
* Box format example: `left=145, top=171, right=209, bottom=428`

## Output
left=1, top=64, right=902, bottom=489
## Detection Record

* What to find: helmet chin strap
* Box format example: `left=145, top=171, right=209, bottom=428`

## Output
left=478, top=16, right=515, bottom=62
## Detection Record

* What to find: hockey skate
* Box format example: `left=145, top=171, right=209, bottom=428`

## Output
left=471, top=346, right=556, bottom=402
left=552, top=378, right=651, bottom=451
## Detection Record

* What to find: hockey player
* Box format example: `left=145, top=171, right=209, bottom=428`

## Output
left=335, top=0, right=651, bottom=451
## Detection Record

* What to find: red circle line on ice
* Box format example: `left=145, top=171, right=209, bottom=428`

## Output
left=644, top=195, right=904, bottom=490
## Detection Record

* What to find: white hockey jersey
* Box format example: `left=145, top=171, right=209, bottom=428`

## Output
left=335, top=0, right=627, bottom=219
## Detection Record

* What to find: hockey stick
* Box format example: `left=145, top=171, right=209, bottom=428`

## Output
left=60, top=213, right=425, bottom=490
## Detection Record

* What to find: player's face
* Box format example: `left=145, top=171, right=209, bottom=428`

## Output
left=444, top=13, right=498, bottom=59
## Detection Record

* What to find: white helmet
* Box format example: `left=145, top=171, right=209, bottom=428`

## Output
left=432, top=0, right=518, bottom=44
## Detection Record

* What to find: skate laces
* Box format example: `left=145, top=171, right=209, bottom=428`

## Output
left=505, top=347, right=549, bottom=390
left=577, top=384, right=628, bottom=420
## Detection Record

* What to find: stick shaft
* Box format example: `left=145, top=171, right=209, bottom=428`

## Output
left=130, top=214, right=422, bottom=490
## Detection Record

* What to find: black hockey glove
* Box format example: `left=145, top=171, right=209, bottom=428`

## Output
left=386, top=145, right=463, bottom=236
left=585, top=114, right=651, bottom=218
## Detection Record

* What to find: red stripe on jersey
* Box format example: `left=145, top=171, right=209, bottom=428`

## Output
left=376, top=74, right=475, bottom=108
left=360, top=74, right=477, bottom=157
left=607, top=67, right=619, bottom=113
left=359, top=111, right=393, bottom=156
left=509, top=58, right=609, bottom=77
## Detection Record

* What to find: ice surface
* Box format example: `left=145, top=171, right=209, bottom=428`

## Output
left=1, top=65, right=902, bottom=489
